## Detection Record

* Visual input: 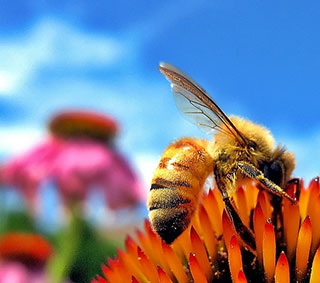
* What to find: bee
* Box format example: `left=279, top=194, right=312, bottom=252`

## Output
left=148, top=62, right=296, bottom=248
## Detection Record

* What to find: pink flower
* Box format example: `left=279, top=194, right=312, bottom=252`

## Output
left=1, top=138, right=61, bottom=209
left=51, top=138, right=145, bottom=209
left=1, top=111, right=146, bottom=211
left=0, top=262, right=47, bottom=283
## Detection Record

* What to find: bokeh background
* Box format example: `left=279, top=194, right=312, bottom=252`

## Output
left=0, top=0, right=319, bottom=281
left=1, top=0, right=320, bottom=186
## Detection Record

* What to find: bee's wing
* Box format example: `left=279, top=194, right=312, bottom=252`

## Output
left=172, top=84, right=230, bottom=136
left=159, top=62, right=247, bottom=145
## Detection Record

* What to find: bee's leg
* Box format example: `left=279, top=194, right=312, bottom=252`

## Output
left=214, top=167, right=256, bottom=252
left=237, top=162, right=296, bottom=204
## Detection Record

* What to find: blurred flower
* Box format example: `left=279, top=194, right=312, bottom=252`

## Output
left=48, top=111, right=118, bottom=142
left=0, top=232, right=53, bottom=283
left=1, top=110, right=145, bottom=211
left=93, top=178, right=320, bottom=282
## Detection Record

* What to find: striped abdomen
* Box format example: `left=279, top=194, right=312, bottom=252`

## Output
left=148, top=137, right=214, bottom=244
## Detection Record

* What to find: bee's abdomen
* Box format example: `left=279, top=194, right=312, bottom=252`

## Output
left=148, top=138, right=214, bottom=244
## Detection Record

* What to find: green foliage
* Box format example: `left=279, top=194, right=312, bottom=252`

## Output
left=47, top=205, right=121, bottom=282
left=0, top=211, right=36, bottom=233
left=69, top=220, right=120, bottom=283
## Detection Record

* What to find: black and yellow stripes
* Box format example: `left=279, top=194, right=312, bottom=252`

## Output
left=148, top=137, right=214, bottom=244
left=150, top=178, right=191, bottom=190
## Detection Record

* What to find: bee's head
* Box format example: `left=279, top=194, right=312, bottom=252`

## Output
left=215, top=116, right=275, bottom=165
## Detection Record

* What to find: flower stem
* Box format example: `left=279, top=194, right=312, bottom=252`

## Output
left=47, top=203, right=83, bottom=282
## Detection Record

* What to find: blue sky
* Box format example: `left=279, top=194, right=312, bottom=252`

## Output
left=0, top=0, right=320, bottom=192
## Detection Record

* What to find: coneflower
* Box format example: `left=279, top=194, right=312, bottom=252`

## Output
left=0, top=110, right=145, bottom=212
left=0, top=232, right=53, bottom=282
left=93, top=178, right=320, bottom=282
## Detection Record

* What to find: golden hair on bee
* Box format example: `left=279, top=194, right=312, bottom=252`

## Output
left=213, top=117, right=274, bottom=164
left=150, top=62, right=296, bottom=248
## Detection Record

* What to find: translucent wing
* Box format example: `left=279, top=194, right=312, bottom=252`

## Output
left=172, top=84, right=231, bottom=136
left=159, top=62, right=247, bottom=145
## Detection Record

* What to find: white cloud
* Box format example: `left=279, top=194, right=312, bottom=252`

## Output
left=0, top=17, right=127, bottom=95
left=0, top=71, right=16, bottom=92
left=29, top=18, right=126, bottom=67
left=0, top=127, right=44, bottom=157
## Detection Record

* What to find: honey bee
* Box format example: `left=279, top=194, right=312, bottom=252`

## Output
left=148, top=62, right=296, bottom=248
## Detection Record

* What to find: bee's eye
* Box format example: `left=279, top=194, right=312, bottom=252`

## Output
left=248, top=141, right=257, bottom=151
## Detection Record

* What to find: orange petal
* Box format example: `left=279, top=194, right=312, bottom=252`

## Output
left=310, top=195, right=320, bottom=255
left=198, top=205, right=217, bottom=260
left=162, top=242, right=189, bottom=283
left=257, top=191, right=271, bottom=221
left=296, top=216, right=312, bottom=281
left=189, top=253, right=208, bottom=283
left=236, top=186, right=249, bottom=227
left=104, top=257, right=133, bottom=282
left=274, top=251, right=289, bottom=283
left=253, top=203, right=265, bottom=265
left=145, top=221, right=172, bottom=276
left=118, top=248, right=147, bottom=282
left=222, top=210, right=236, bottom=249
left=131, top=276, right=139, bottom=283
left=101, top=264, right=120, bottom=282
left=203, top=189, right=223, bottom=235
left=170, top=240, right=185, bottom=261
left=175, top=225, right=192, bottom=259
left=282, top=200, right=300, bottom=262
left=145, top=220, right=162, bottom=255
left=125, top=236, right=138, bottom=257
left=92, top=275, right=107, bottom=283
left=157, top=266, right=173, bottom=283
left=263, top=219, right=276, bottom=282
left=137, top=247, right=158, bottom=282
left=190, top=209, right=203, bottom=237
left=236, top=270, right=247, bottom=283
left=190, top=226, right=213, bottom=280
left=228, top=235, right=243, bottom=282
left=105, top=257, right=131, bottom=282
left=136, top=229, right=156, bottom=263
left=306, top=178, right=319, bottom=233
left=123, top=240, right=149, bottom=280
left=244, top=181, right=259, bottom=211
left=310, top=246, right=320, bottom=283
left=298, top=179, right=309, bottom=219
left=212, top=187, right=225, bottom=213
left=307, top=178, right=319, bottom=211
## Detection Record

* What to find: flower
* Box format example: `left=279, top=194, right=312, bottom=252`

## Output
left=1, top=110, right=145, bottom=211
left=49, top=110, right=118, bottom=142
left=0, top=232, right=53, bottom=283
left=0, top=232, right=53, bottom=265
left=93, top=178, right=320, bottom=282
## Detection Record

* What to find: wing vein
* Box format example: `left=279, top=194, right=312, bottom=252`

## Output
left=159, top=62, right=248, bottom=145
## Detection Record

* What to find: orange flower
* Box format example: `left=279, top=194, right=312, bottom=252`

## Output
left=0, top=232, right=56, bottom=282
left=93, top=178, right=320, bottom=282
left=0, top=232, right=53, bottom=266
